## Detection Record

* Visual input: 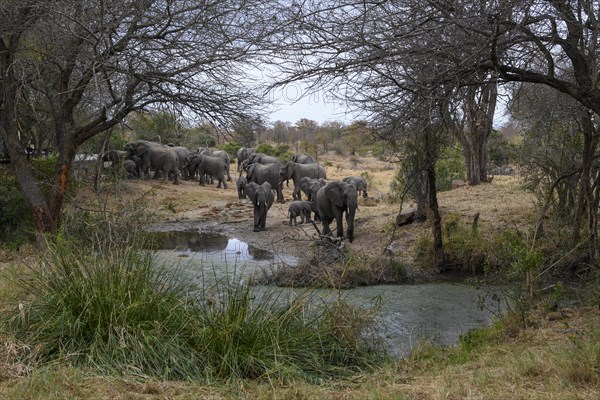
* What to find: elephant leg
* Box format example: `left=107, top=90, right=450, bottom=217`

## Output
left=293, top=187, right=301, bottom=200
left=321, top=216, right=332, bottom=236
left=253, top=207, right=260, bottom=232
left=304, top=209, right=311, bottom=223
left=260, top=211, right=267, bottom=230
left=335, top=211, right=344, bottom=238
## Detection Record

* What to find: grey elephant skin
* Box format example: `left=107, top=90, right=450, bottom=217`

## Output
left=101, top=149, right=126, bottom=164
left=186, top=154, right=228, bottom=188
left=280, top=161, right=326, bottom=200
left=236, top=176, right=247, bottom=199
left=298, top=177, right=327, bottom=200
left=288, top=200, right=313, bottom=226
left=247, top=153, right=283, bottom=167
left=317, top=181, right=358, bottom=242
left=246, top=163, right=284, bottom=203
left=198, top=148, right=232, bottom=182
left=292, top=153, right=315, bottom=164
left=245, top=181, right=275, bottom=232
left=124, top=140, right=180, bottom=184
left=123, top=159, right=139, bottom=178
left=342, top=176, right=368, bottom=198
left=236, top=147, right=256, bottom=172
left=169, top=146, right=192, bottom=179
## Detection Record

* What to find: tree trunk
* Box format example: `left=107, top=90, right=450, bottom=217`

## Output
left=571, top=110, right=599, bottom=264
left=424, top=134, right=443, bottom=269
left=459, top=76, right=497, bottom=185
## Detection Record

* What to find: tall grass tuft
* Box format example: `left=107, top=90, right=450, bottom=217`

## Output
left=3, top=217, right=381, bottom=381
left=7, top=239, right=204, bottom=379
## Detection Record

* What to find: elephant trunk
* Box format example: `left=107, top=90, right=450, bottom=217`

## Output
left=346, top=204, right=356, bottom=242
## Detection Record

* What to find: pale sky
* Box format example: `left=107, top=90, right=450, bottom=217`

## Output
left=265, top=83, right=357, bottom=125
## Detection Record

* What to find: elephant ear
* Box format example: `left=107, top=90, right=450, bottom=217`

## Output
left=136, top=141, right=150, bottom=154
left=326, top=184, right=344, bottom=208
left=247, top=164, right=256, bottom=180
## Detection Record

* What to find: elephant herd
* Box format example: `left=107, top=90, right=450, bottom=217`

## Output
left=236, top=147, right=368, bottom=242
left=102, top=140, right=231, bottom=187
left=101, top=143, right=369, bottom=242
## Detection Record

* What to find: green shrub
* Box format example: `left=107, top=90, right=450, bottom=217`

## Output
left=4, top=210, right=381, bottom=381
left=274, top=144, right=293, bottom=160
left=220, top=142, right=241, bottom=161
left=436, top=146, right=466, bottom=191
left=0, top=174, right=33, bottom=246
left=256, top=143, right=276, bottom=155
left=0, top=155, right=70, bottom=247
left=413, top=234, right=435, bottom=270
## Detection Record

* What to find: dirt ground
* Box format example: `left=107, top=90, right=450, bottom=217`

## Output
left=83, top=152, right=536, bottom=279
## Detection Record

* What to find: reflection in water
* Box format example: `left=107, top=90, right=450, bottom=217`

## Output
left=151, top=230, right=501, bottom=358
left=151, top=230, right=297, bottom=265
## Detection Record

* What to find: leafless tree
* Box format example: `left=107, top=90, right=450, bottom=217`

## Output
left=271, top=0, right=600, bottom=262
left=0, top=0, right=282, bottom=239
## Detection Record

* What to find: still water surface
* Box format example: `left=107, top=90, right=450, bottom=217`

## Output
left=152, top=230, right=502, bottom=357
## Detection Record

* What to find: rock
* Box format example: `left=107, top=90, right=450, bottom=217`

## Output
left=451, top=179, right=466, bottom=189
left=396, top=208, right=416, bottom=226
left=384, top=240, right=402, bottom=256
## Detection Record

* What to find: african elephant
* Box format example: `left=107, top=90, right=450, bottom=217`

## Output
left=186, top=154, right=228, bottom=188
left=101, top=149, right=127, bottom=164
left=247, top=162, right=285, bottom=203
left=169, top=146, right=193, bottom=179
left=298, top=177, right=327, bottom=200
left=245, top=181, right=274, bottom=232
left=292, top=153, right=315, bottom=164
left=123, top=158, right=139, bottom=178
left=279, top=161, right=327, bottom=200
left=199, top=148, right=232, bottom=181
left=316, top=181, right=358, bottom=242
left=124, top=140, right=180, bottom=184
left=246, top=153, right=283, bottom=167
left=288, top=200, right=313, bottom=226
left=342, top=176, right=368, bottom=198
left=236, top=147, right=256, bottom=172
left=236, top=176, right=247, bottom=199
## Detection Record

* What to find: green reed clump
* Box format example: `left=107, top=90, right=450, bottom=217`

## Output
left=193, top=277, right=381, bottom=381
left=4, top=236, right=380, bottom=381
left=7, top=239, right=203, bottom=379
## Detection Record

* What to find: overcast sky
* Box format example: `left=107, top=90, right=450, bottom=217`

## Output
left=264, top=82, right=511, bottom=128
left=265, top=83, right=357, bottom=125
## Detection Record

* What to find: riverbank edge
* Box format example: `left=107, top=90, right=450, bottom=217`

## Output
left=1, top=249, right=598, bottom=399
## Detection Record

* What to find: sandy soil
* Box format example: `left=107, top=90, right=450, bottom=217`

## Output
left=81, top=152, right=536, bottom=278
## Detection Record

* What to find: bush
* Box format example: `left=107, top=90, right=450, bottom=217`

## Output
left=0, top=155, right=70, bottom=247
left=0, top=174, right=33, bottom=246
left=436, top=146, right=466, bottom=191
left=256, top=143, right=276, bottom=155
left=4, top=211, right=381, bottom=381
left=220, top=142, right=241, bottom=161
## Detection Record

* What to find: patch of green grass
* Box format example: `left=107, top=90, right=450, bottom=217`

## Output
left=2, top=233, right=381, bottom=382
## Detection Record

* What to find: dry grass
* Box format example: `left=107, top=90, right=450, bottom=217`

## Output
left=81, top=154, right=535, bottom=277
left=1, top=307, right=597, bottom=399
left=7, top=153, right=588, bottom=399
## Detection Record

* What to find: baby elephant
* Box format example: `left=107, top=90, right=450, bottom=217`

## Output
left=288, top=200, right=313, bottom=226
left=342, top=176, right=368, bottom=198
left=236, top=176, right=247, bottom=199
